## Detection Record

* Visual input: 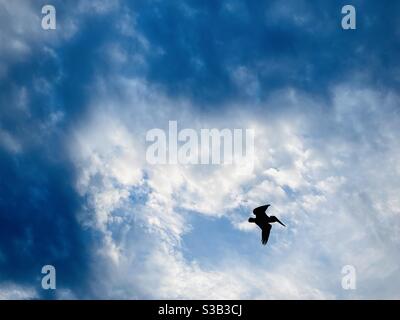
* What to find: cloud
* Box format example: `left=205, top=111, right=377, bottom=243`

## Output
left=0, top=284, right=38, bottom=300
left=67, top=71, right=400, bottom=299
left=1, top=0, right=400, bottom=299
left=123, top=1, right=400, bottom=106
left=0, top=0, right=125, bottom=298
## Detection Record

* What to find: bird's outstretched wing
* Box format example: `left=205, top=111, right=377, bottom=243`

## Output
left=253, top=204, right=270, bottom=217
left=261, top=224, right=272, bottom=245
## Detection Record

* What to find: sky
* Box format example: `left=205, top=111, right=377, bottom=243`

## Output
left=0, top=0, right=400, bottom=299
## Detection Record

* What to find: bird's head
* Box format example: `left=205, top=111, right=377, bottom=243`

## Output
left=269, top=216, right=286, bottom=227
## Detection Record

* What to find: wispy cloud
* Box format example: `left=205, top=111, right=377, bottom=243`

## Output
left=1, top=0, right=400, bottom=299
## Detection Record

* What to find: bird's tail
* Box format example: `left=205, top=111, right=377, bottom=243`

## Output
left=248, top=217, right=256, bottom=223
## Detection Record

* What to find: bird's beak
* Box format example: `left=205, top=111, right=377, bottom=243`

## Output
left=276, top=218, right=286, bottom=227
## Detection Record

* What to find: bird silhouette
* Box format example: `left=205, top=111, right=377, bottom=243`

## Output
left=248, top=204, right=285, bottom=245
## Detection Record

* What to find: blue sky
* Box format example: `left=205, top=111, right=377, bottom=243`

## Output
left=1, top=0, right=400, bottom=299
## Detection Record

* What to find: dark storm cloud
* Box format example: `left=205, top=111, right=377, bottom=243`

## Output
left=0, top=59, right=92, bottom=298
left=0, top=1, right=121, bottom=297
left=0, top=149, right=90, bottom=298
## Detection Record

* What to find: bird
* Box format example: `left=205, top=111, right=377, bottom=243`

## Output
left=248, top=204, right=285, bottom=245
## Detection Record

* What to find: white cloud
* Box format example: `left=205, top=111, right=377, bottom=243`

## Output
left=1, top=0, right=399, bottom=300
left=68, top=72, right=400, bottom=299
left=0, top=284, right=37, bottom=300
left=0, top=0, right=129, bottom=78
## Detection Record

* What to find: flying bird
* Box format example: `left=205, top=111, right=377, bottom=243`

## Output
left=248, top=204, right=285, bottom=245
